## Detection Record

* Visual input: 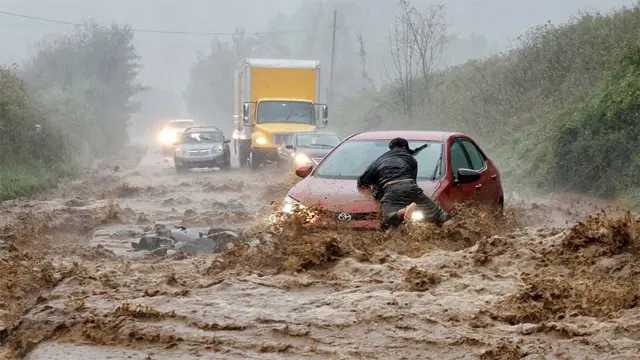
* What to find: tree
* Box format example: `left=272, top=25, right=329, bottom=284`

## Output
left=184, top=30, right=258, bottom=131
left=399, top=0, right=447, bottom=98
left=383, top=4, right=419, bottom=119
left=356, top=34, right=375, bottom=91
left=381, top=0, right=448, bottom=120
left=23, top=21, right=145, bottom=158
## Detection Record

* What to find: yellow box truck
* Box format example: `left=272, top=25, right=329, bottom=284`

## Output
left=232, top=58, right=328, bottom=170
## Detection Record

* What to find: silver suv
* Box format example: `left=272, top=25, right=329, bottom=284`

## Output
left=173, top=127, right=231, bottom=172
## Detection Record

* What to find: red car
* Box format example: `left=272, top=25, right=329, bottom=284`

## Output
left=281, top=130, right=504, bottom=229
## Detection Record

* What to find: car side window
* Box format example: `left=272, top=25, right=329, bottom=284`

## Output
left=450, top=140, right=471, bottom=176
left=460, top=140, right=486, bottom=171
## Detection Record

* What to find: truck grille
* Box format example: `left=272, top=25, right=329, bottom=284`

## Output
left=271, top=133, right=289, bottom=146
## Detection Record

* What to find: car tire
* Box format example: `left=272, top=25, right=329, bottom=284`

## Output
left=221, top=156, right=231, bottom=170
left=495, top=198, right=504, bottom=218
left=175, top=162, right=188, bottom=173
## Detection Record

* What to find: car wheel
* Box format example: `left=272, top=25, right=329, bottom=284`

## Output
left=175, top=162, right=188, bottom=173
left=221, top=156, right=231, bottom=170
left=495, top=198, right=504, bottom=218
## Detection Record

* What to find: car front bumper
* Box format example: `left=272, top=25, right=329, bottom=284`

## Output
left=175, top=152, right=225, bottom=166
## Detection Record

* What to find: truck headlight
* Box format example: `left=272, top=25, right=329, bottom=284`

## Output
left=294, top=153, right=312, bottom=165
left=281, top=196, right=305, bottom=214
left=255, top=136, right=267, bottom=145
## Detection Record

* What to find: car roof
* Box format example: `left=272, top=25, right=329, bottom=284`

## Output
left=184, top=126, right=221, bottom=132
left=169, top=119, right=196, bottom=123
left=348, top=130, right=463, bottom=142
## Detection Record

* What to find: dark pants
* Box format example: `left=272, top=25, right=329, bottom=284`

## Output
left=380, top=181, right=450, bottom=230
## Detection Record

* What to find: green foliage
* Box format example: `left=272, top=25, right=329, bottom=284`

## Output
left=23, top=21, right=145, bottom=159
left=1, top=21, right=144, bottom=199
left=338, top=4, right=640, bottom=199
left=0, top=161, right=75, bottom=201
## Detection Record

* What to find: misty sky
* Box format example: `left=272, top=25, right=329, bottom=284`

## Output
left=1, top=0, right=634, bottom=91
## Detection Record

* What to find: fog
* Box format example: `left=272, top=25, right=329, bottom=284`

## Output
left=0, top=0, right=633, bottom=137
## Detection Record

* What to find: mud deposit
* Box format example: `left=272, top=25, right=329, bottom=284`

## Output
left=1, top=145, right=639, bottom=359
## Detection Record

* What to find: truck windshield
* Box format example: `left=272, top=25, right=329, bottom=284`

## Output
left=257, top=101, right=314, bottom=125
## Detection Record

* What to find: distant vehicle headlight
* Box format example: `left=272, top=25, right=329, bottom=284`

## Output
left=160, top=129, right=177, bottom=144
left=175, top=147, right=183, bottom=155
left=255, top=136, right=267, bottom=145
left=294, top=153, right=313, bottom=165
left=214, top=145, right=223, bottom=153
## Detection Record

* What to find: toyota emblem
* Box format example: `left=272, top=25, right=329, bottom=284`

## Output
left=337, top=213, right=352, bottom=222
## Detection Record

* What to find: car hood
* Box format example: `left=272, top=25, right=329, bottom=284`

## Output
left=255, top=123, right=315, bottom=134
left=288, top=177, right=442, bottom=213
left=177, top=142, right=223, bottom=151
left=296, top=147, right=334, bottom=159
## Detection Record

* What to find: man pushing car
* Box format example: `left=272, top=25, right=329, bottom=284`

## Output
left=357, top=137, right=451, bottom=230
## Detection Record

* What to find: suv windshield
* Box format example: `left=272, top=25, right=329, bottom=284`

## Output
left=314, top=140, right=443, bottom=179
left=181, top=131, right=222, bottom=144
left=257, top=101, right=314, bottom=125
left=297, top=133, right=340, bottom=148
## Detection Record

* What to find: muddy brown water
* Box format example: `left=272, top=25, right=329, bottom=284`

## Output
left=1, top=143, right=639, bottom=359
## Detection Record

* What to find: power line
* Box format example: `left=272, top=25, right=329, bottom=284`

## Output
left=0, top=10, right=307, bottom=35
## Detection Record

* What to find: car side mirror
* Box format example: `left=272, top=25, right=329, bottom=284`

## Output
left=295, top=165, right=313, bottom=178
left=223, top=139, right=231, bottom=144
left=322, top=105, right=328, bottom=121
left=455, top=168, right=481, bottom=184
left=242, top=102, right=250, bottom=125
left=285, top=144, right=294, bottom=150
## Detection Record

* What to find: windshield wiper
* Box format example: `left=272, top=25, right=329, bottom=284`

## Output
left=431, top=152, right=443, bottom=180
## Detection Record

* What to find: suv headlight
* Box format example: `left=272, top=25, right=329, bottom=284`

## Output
left=281, top=195, right=305, bottom=214
left=175, top=147, right=183, bottom=155
left=214, top=145, right=223, bottom=153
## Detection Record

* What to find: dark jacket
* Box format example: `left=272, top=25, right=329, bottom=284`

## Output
left=357, top=148, right=417, bottom=200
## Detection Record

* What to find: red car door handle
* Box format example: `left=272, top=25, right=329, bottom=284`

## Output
left=491, top=174, right=497, bottom=179
left=475, top=184, right=482, bottom=189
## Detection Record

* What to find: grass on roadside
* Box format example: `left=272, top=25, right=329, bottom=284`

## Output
left=0, top=161, right=75, bottom=200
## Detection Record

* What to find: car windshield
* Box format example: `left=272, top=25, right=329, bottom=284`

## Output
left=297, top=133, right=340, bottom=148
left=314, top=139, right=443, bottom=180
left=181, top=131, right=222, bottom=144
left=168, top=121, right=196, bottom=129
left=257, top=101, right=314, bottom=125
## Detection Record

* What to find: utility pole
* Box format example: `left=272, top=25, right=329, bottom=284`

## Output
left=328, top=10, right=337, bottom=106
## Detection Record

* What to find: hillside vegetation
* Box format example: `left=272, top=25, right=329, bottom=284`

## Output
left=0, top=22, right=144, bottom=200
left=337, top=4, right=640, bottom=203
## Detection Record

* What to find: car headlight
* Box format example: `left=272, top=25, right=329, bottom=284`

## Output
left=281, top=195, right=305, bottom=214
left=175, top=147, right=183, bottom=155
left=214, top=145, right=223, bottom=153
left=159, top=129, right=176, bottom=144
left=411, top=210, right=424, bottom=221
left=255, top=136, right=267, bottom=145
left=294, top=153, right=313, bottom=165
